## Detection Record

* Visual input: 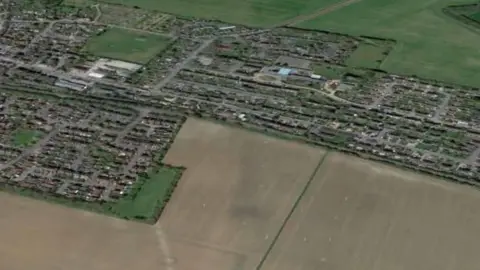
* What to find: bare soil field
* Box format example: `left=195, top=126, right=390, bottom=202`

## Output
left=0, top=118, right=325, bottom=270
left=0, top=193, right=163, bottom=270
left=159, top=118, right=326, bottom=270
left=261, top=152, right=480, bottom=270
left=3, top=119, right=480, bottom=270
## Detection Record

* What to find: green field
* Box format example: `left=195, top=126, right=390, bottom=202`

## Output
left=299, top=0, right=480, bottom=86
left=12, top=129, right=42, bottom=147
left=468, top=11, right=480, bottom=22
left=94, top=0, right=342, bottom=26
left=346, top=42, right=390, bottom=69
left=1, top=165, right=183, bottom=223
left=83, top=28, right=171, bottom=64
left=108, top=166, right=182, bottom=221
left=312, top=64, right=346, bottom=79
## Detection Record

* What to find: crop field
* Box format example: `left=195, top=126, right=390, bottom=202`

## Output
left=83, top=28, right=171, bottom=64
left=0, top=118, right=326, bottom=270
left=299, top=0, right=480, bottom=86
left=0, top=192, right=163, bottom=270
left=468, top=11, right=480, bottom=22
left=158, top=118, right=326, bottom=270
left=261, top=152, right=480, bottom=270
left=93, top=0, right=343, bottom=27
left=3, top=119, right=480, bottom=270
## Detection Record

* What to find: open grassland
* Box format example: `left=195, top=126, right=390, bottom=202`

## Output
left=94, top=0, right=343, bottom=27
left=346, top=42, right=391, bottom=69
left=261, top=152, right=480, bottom=270
left=299, top=0, right=480, bottom=86
left=83, top=28, right=171, bottom=64
left=468, top=11, right=480, bottom=22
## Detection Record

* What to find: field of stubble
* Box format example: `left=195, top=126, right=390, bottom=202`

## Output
left=1, top=118, right=480, bottom=270
left=0, top=118, right=325, bottom=270
left=158, top=118, right=325, bottom=270
left=261, top=151, right=480, bottom=270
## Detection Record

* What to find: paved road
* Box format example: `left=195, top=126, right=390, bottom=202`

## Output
left=22, top=21, right=55, bottom=53
left=432, top=93, right=451, bottom=121
left=114, top=108, right=150, bottom=144
left=467, top=147, right=480, bottom=165
left=367, top=83, right=395, bottom=109
left=152, top=39, right=214, bottom=92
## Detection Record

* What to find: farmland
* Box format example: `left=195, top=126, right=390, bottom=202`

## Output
left=468, top=11, right=480, bottom=22
left=0, top=118, right=326, bottom=270
left=261, top=151, right=480, bottom=270
left=92, top=0, right=343, bottom=27
left=2, top=119, right=480, bottom=270
left=0, top=192, right=162, bottom=270
left=299, top=0, right=480, bottom=86
left=2, top=0, right=480, bottom=268
left=159, top=118, right=326, bottom=270
left=69, top=0, right=480, bottom=86
left=83, top=28, right=172, bottom=64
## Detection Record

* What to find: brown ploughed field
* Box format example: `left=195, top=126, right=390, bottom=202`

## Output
left=0, top=193, right=162, bottom=270
left=2, top=118, right=480, bottom=270
left=261, top=152, right=480, bottom=270
left=0, top=118, right=325, bottom=270
left=158, top=118, right=326, bottom=270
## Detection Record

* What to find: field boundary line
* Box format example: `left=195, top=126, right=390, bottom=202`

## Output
left=170, top=235, right=253, bottom=256
left=379, top=41, right=403, bottom=70
left=255, top=151, right=330, bottom=270
left=155, top=225, right=176, bottom=270
left=273, top=0, right=362, bottom=27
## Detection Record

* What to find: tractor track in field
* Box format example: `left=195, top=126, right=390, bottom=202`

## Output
left=273, top=0, right=362, bottom=28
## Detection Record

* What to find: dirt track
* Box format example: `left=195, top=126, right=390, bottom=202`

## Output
left=273, top=0, right=362, bottom=27
left=2, top=119, right=480, bottom=270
